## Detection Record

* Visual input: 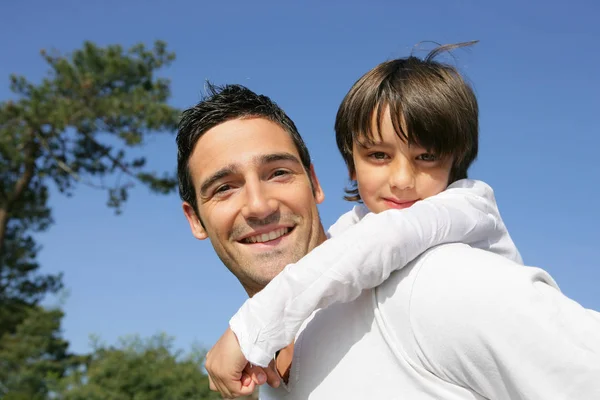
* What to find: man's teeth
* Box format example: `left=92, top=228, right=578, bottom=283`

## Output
left=244, top=227, right=290, bottom=243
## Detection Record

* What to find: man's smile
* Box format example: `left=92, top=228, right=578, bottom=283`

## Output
left=240, top=227, right=293, bottom=244
left=235, top=225, right=296, bottom=250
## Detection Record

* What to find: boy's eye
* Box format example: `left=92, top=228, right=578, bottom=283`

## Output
left=368, top=152, right=389, bottom=160
left=416, top=153, right=438, bottom=162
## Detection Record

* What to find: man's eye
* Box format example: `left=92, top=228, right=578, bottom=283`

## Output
left=416, top=153, right=438, bottom=162
left=214, top=184, right=232, bottom=194
left=368, top=152, right=388, bottom=160
left=271, top=169, right=289, bottom=178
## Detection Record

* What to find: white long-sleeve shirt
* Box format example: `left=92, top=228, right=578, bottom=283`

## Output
left=260, top=243, right=600, bottom=399
left=230, top=179, right=522, bottom=367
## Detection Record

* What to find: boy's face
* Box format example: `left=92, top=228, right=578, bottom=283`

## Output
left=352, top=106, right=453, bottom=213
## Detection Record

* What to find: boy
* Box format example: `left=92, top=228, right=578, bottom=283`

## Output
left=203, top=42, right=521, bottom=396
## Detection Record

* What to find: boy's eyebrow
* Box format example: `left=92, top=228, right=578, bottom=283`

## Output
left=355, top=139, right=381, bottom=149
left=199, top=165, right=238, bottom=196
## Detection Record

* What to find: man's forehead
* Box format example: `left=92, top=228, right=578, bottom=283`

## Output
left=190, top=117, right=301, bottom=177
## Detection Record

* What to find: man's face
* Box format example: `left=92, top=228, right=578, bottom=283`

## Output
left=183, top=118, right=326, bottom=296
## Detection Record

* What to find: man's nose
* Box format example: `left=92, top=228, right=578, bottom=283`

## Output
left=241, top=182, right=279, bottom=220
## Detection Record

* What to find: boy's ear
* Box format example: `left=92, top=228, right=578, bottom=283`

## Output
left=309, top=164, right=325, bottom=204
left=182, top=202, right=208, bottom=240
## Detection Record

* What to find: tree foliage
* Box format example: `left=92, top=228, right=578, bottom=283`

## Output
left=0, top=40, right=180, bottom=335
left=0, top=306, right=77, bottom=400
left=0, top=40, right=184, bottom=398
left=53, top=334, right=222, bottom=400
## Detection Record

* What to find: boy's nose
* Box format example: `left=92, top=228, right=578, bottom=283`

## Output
left=389, top=162, right=415, bottom=190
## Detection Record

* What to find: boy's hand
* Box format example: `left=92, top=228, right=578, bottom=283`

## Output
left=205, top=327, right=280, bottom=398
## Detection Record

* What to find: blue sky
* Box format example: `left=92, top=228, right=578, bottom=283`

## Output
left=1, top=0, right=598, bottom=354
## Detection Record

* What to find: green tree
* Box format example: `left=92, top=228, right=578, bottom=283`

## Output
left=53, top=334, right=222, bottom=400
left=0, top=40, right=179, bottom=333
left=0, top=306, right=78, bottom=400
left=0, top=40, right=180, bottom=397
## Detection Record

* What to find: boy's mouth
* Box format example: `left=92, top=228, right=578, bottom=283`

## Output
left=382, top=197, right=418, bottom=210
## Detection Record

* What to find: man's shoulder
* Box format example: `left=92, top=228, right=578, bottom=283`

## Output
left=380, top=242, right=549, bottom=300
left=412, top=242, right=529, bottom=280
left=419, top=241, right=508, bottom=262
left=375, top=243, right=558, bottom=368
left=377, top=243, right=559, bottom=333
left=377, top=243, right=516, bottom=296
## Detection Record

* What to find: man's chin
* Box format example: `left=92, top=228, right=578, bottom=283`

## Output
left=242, top=261, right=291, bottom=297
left=246, top=251, right=304, bottom=285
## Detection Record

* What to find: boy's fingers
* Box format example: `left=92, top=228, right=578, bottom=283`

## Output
left=244, top=364, right=267, bottom=385
left=225, top=375, right=255, bottom=398
left=238, top=380, right=256, bottom=396
left=264, top=361, right=282, bottom=388
left=210, top=378, right=230, bottom=398
left=241, top=371, right=253, bottom=387
left=243, top=362, right=281, bottom=388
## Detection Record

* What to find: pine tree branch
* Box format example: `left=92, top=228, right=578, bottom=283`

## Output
left=0, top=132, right=37, bottom=257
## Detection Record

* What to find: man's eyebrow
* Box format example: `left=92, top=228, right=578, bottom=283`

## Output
left=198, top=153, right=302, bottom=197
left=199, top=165, right=238, bottom=196
left=259, top=152, right=302, bottom=166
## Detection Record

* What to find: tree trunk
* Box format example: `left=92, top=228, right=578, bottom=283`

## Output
left=0, top=207, right=8, bottom=257
left=0, top=139, right=36, bottom=258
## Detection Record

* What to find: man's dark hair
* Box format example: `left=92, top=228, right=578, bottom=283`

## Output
left=335, top=41, right=480, bottom=202
left=177, top=83, right=312, bottom=215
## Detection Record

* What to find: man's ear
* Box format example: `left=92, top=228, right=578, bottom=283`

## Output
left=182, top=202, right=208, bottom=240
left=309, top=164, right=325, bottom=204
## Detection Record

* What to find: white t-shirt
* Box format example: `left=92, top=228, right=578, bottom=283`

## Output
left=231, top=179, right=522, bottom=366
left=260, top=243, right=600, bottom=399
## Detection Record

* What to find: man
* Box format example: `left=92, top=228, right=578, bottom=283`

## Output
left=178, top=83, right=600, bottom=399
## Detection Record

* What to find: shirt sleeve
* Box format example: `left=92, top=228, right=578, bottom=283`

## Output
left=402, top=245, right=600, bottom=399
left=230, top=179, right=522, bottom=367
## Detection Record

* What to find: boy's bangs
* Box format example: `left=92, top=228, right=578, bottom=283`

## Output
left=354, top=97, right=408, bottom=148
left=353, top=86, right=460, bottom=162
left=387, top=76, right=470, bottom=162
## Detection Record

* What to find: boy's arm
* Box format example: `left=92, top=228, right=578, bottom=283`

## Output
left=230, top=179, right=522, bottom=367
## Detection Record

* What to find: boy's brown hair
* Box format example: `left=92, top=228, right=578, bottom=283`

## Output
left=335, top=41, right=479, bottom=202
